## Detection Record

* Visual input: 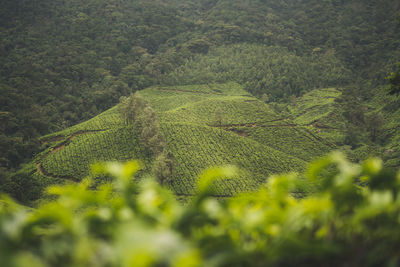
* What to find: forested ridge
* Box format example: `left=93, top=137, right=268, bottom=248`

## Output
left=1, top=0, right=400, bottom=199
left=1, top=1, right=400, bottom=266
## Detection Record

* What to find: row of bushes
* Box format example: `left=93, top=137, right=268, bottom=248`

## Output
left=1, top=152, right=399, bottom=266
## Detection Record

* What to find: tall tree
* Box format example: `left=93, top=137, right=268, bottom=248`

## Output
left=152, top=151, right=174, bottom=185
left=387, top=63, right=400, bottom=95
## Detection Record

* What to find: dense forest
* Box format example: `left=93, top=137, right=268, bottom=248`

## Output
left=1, top=0, right=400, bottom=265
left=1, top=0, right=400, bottom=179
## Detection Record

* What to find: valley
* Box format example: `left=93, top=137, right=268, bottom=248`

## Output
left=26, top=83, right=343, bottom=199
left=1, top=1, right=400, bottom=265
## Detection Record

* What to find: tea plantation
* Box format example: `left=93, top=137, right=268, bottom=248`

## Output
left=23, top=83, right=342, bottom=200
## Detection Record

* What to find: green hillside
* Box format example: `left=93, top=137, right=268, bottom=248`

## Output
left=1, top=1, right=400, bottom=264
left=2, top=1, right=400, bottom=203
left=16, top=82, right=347, bottom=202
left=367, top=89, right=400, bottom=168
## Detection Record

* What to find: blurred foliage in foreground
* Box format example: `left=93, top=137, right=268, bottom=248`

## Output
left=1, top=153, right=400, bottom=267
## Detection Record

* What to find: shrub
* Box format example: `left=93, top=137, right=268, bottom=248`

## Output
left=1, top=152, right=399, bottom=266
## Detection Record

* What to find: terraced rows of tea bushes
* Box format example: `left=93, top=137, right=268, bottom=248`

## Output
left=41, top=127, right=149, bottom=180
left=308, top=126, right=346, bottom=147
left=138, top=83, right=338, bottom=195
left=244, top=126, right=332, bottom=162
left=288, top=88, right=341, bottom=124
left=28, top=82, right=338, bottom=199
left=286, top=88, right=346, bottom=145
left=161, top=97, right=280, bottom=125
left=138, top=82, right=251, bottom=112
left=165, top=82, right=251, bottom=96
left=41, top=106, right=123, bottom=140
left=385, top=139, right=400, bottom=167
left=367, top=89, right=400, bottom=168
left=141, top=83, right=280, bottom=125
left=161, top=122, right=305, bottom=195
left=138, top=88, right=211, bottom=112
left=384, top=106, right=400, bottom=168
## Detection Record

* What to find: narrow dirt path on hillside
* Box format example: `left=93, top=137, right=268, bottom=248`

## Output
left=36, top=162, right=80, bottom=182
left=37, top=129, right=108, bottom=182
left=307, top=121, right=340, bottom=130
left=41, top=136, right=65, bottom=145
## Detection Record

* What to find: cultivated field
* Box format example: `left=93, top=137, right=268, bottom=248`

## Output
left=31, top=83, right=341, bottom=197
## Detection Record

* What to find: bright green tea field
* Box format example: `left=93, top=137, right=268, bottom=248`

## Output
left=29, top=83, right=341, bottom=197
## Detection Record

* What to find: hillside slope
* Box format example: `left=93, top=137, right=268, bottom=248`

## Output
left=15, top=83, right=342, bottom=202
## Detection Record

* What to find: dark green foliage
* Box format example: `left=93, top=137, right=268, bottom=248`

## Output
left=153, top=151, right=175, bottom=185
left=0, top=0, right=189, bottom=175
left=344, top=124, right=366, bottom=148
left=118, top=93, right=147, bottom=125
left=162, top=44, right=350, bottom=100
left=9, top=168, right=43, bottom=203
left=365, top=111, right=384, bottom=142
left=184, top=38, right=212, bottom=54
left=118, top=94, right=136, bottom=125
left=335, top=86, right=369, bottom=148
left=137, top=105, right=165, bottom=156
left=2, top=0, right=400, bottom=208
left=1, top=0, right=400, bottom=176
left=118, top=93, right=166, bottom=156
left=333, top=85, right=388, bottom=149
left=387, top=62, right=400, bottom=95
